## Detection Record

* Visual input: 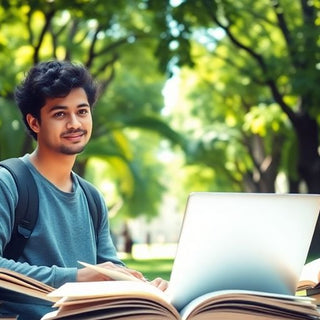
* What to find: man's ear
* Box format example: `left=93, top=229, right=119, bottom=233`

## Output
left=26, top=113, right=40, bottom=134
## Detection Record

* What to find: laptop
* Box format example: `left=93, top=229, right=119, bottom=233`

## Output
left=167, top=192, right=320, bottom=310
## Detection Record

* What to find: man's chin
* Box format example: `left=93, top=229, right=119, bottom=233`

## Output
left=60, top=145, right=86, bottom=155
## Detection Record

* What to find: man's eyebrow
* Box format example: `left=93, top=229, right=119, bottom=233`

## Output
left=48, top=103, right=90, bottom=112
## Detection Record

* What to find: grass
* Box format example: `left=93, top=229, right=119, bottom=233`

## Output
left=122, top=257, right=173, bottom=281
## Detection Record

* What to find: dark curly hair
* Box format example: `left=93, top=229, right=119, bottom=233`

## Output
left=15, top=60, right=99, bottom=140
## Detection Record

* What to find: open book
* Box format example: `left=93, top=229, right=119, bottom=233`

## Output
left=0, top=268, right=57, bottom=303
left=40, top=262, right=319, bottom=320
left=41, top=280, right=320, bottom=320
left=298, top=258, right=320, bottom=291
left=297, top=258, right=320, bottom=304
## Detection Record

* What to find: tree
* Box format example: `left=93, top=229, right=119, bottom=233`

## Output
left=167, top=48, right=290, bottom=193
left=146, top=0, right=320, bottom=257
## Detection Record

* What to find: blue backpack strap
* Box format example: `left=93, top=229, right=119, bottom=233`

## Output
left=76, top=175, right=101, bottom=241
left=0, top=158, right=39, bottom=260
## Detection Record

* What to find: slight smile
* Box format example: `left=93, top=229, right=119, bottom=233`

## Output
left=61, top=130, right=87, bottom=142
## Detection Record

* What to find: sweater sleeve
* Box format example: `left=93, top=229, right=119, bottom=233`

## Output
left=0, top=167, right=17, bottom=257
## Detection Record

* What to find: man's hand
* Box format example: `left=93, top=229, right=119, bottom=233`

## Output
left=77, top=261, right=168, bottom=291
left=150, top=277, right=169, bottom=291
left=77, top=261, right=145, bottom=282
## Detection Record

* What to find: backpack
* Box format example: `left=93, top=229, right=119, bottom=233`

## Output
left=0, top=158, right=102, bottom=260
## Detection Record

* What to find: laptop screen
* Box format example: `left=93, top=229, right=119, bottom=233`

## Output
left=167, top=192, right=320, bottom=311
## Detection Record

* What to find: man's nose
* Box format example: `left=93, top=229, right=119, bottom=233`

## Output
left=66, top=113, right=81, bottom=129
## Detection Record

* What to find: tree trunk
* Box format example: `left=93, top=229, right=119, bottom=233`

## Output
left=295, top=114, right=320, bottom=192
left=293, top=113, right=320, bottom=259
left=242, top=134, right=284, bottom=193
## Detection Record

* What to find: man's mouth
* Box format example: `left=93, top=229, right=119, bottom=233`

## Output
left=61, top=130, right=87, bottom=141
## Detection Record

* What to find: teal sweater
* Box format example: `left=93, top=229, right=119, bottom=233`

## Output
left=0, top=154, right=123, bottom=319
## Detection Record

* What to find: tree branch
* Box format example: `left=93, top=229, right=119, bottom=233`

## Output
left=270, top=0, right=294, bottom=59
left=32, top=8, right=55, bottom=64
left=86, top=27, right=101, bottom=68
left=201, top=0, right=297, bottom=124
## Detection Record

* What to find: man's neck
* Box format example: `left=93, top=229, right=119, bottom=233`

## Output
left=29, top=149, right=77, bottom=192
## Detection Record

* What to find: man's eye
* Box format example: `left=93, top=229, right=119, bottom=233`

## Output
left=79, top=109, right=89, bottom=115
left=54, top=112, right=65, bottom=118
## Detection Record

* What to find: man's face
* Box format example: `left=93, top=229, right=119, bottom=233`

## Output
left=30, top=87, right=93, bottom=155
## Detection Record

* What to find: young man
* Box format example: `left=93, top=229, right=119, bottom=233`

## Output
left=0, top=60, right=167, bottom=319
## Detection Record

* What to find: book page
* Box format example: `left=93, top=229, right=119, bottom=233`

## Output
left=48, top=280, right=169, bottom=301
left=45, top=298, right=179, bottom=320
left=0, top=268, right=56, bottom=302
left=179, top=290, right=318, bottom=320
left=0, top=280, right=57, bottom=303
left=298, top=258, right=320, bottom=290
left=46, top=281, right=179, bottom=319
left=77, top=261, right=142, bottom=282
left=0, top=268, right=54, bottom=292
